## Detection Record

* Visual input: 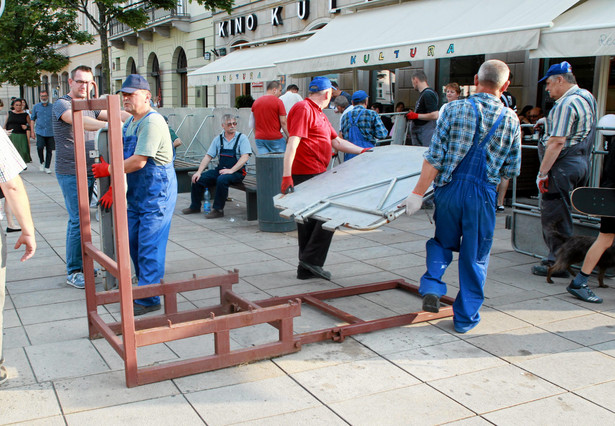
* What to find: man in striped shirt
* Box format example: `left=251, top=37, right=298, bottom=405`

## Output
left=401, top=60, right=521, bottom=333
left=531, top=61, right=597, bottom=278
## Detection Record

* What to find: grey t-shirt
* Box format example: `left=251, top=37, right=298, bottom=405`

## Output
left=52, top=94, right=100, bottom=176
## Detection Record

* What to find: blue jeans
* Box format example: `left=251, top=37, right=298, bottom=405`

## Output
left=56, top=173, right=94, bottom=275
left=190, top=169, right=244, bottom=211
left=255, top=138, right=286, bottom=154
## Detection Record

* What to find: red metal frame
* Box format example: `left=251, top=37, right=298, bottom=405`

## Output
left=72, top=97, right=454, bottom=388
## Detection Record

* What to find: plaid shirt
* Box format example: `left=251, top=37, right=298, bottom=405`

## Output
left=543, top=85, right=596, bottom=149
left=0, top=129, right=26, bottom=184
left=340, top=105, right=388, bottom=143
left=425, top=93, right=521, bottom=187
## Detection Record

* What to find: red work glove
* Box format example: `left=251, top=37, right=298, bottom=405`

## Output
left=406, top=111, right=419, bottom=120
left=281, top=176, right=294, bottom=194
left=97, top=187, right=113, bottom=212
left=536, top=173, right=549, bottom=194
left=360, top=148, right=373, bottom=154
left=92, top=156, right=110, bottom=178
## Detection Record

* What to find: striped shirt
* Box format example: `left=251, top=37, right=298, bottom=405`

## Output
left=0, top=129, right=26, bottom=183
left=340, top=105, right=388, bottom=143
left=425, top=92, right=521, bottom=187
left=543, top=85, right=597, bottom=148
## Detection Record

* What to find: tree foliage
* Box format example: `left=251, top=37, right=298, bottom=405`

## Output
left=0, top=0, right=93, bottom=88
left=59, top=0, right=234, bottom=93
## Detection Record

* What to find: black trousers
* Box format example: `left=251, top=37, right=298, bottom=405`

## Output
left=294, top=173, right=335, bottom=267
left=36, top=135, right=55, bottom=168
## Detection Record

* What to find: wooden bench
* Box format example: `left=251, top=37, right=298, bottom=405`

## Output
left=187, top=171, right=258, bottom=221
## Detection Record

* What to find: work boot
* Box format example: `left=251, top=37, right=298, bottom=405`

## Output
left=133, top=303, right=162, bottom=316
left=299, top=261, right=331, bottom=280
left=205, top=209, right=224, bottom=219
left=422, top=294, right=440, bottom=313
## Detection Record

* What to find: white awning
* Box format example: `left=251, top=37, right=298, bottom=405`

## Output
left=188, top=41, right=303, bottom=86
left=275, top=0, right=580, bottom=77
left=530, top=0, right=615, bottom=58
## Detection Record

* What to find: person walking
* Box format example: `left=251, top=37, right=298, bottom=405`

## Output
left=31, top=91, right=55, bottom=174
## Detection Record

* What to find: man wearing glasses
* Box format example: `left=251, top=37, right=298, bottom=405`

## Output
left=52, top=65, right=110, bottom=289
left=182, top=114, right=252, bottom=219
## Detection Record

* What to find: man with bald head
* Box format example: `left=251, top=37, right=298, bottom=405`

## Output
left=401, top=60, right=521, bottom=333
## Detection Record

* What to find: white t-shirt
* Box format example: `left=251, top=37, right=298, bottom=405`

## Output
left=279, top=91, right=303, bottom=115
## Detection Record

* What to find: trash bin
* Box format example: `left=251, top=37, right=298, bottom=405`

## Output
left=256, top=153, right=296, bottom=232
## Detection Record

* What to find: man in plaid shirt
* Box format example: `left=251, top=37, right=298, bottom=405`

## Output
left=0, top=129, right=36, bottom=385
left=340, top=90, right=387, bottom=161
left=401, top=60, right=521, bottom=334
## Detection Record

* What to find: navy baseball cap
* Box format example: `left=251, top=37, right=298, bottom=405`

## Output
left=351, top=90, right=368, bottom=102
left=121, top=74, right=150, bottom=93
left=308, top=77, right=333, bottom=92
left=538, top=61, right=572, bottom=83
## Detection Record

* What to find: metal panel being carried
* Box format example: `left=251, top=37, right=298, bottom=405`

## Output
left=274, top=145, right=427, bottom=231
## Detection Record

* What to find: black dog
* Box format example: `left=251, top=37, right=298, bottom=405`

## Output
left=547, top=235, right=615, bottom=288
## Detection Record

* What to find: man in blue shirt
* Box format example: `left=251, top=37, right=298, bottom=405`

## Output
left=31, top=91, right=55, bottom=174
left=402, top=59, right=521, bottom=334
left=182, top=114, right=252, bottom=219
left=340, top=90, right=387, bottom=160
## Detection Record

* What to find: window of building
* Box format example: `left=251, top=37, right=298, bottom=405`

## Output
left=436, top=55, right=484, bottom=106
left=176, top=48, right=188, bottom=107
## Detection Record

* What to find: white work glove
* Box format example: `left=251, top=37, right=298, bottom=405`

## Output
left=400, top=191, right=424, bottom=216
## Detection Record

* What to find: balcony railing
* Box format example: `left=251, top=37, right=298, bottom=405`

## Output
left=110, top=0, right=189, bottom=38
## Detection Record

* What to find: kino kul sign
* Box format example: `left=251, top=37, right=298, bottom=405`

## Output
left=218, top=1, right=311, bottom=38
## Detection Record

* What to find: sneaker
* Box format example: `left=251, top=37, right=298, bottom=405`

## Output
left=422, top=294, right=440, bottom=313
left=39, top=163, right=45, bottom=172
left=67, top=272, right=85, bottom=289
left=496, top=205, right=505, bottom=212
left=181, top=207, right=200, bottom=215
left=134, top=303, right=161, bottom=316
left=0, top=365, right=7, bottom=385
left=44, top=168, right=51, bottom=174
left=531, top=264, right=569, bottom=278
left=205, top=209, right=224, bottom=219
left=567, top=282, right=603, bottom=303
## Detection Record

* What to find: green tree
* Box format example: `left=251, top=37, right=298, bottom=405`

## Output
left=0, top=0, right=93, bottom=96
left=60, top=0, right=234, bottom=94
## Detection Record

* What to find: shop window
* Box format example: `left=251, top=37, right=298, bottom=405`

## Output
left=436, top=55, right=484, bottom=106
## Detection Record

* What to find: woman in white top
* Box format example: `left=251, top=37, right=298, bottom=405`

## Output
left=438, top=82, right=461, bottom=118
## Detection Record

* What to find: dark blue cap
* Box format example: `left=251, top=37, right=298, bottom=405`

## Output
left=351, top=90, right=368, bottom=102
left=539, top=61, right=572, bottom=83
left=308, top=77, right=332, bottom=92
left=121, top=74, right=150, bottom=93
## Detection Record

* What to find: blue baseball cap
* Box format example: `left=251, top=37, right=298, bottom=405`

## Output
left=308, top=77, right=333, bottom=92
left=121, top=74, right=150, bottom=93
left=538, top=61, right=572, bottom=83
left=351, top=90, right=368, bottom=102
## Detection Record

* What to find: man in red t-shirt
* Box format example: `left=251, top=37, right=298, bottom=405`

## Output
left=250, top=81, right=289, bottom=154
left=281, top=77, right=370, bottom=280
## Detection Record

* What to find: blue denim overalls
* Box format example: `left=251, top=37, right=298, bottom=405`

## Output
left=344, top=109, right=372, bottom=161
left=420, top=97, right=506, bottom=332
left=123, top=111, right=177, bottom=307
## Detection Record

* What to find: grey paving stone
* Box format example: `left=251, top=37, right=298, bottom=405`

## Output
left=0, top=382, right=62, bottom=424
left=515, top=347, right=615, bottom=390
left=92, top=339, right=179, bottom=371
left=174, top=359, right=284, bottom=394
left=498, top=296, right=593, bottom=325
left=3, top=308, right=20, bottom=328
left=64, top=394, right=203, bottom=425
left=239, top=406, right=347, bottom=426
left=3, top=325, right=30, bottom=349
left=483, top=392, right=615, bottom=424
left=11, top=287, right=85, bottom=309
left=329, top=383, right=474, bottom=426
left=25, top=317, right=90, bottom=345
left=55, top=370, right=179, bottom=414
left=540, top=312, right=615, bottom=346
left=292, top=356, right=420, bottom=404
left=1, top=347, right=37, bottom=389
left=388, top=339, right=507, bottom=382
left=17, top=299, right=91, bottom=326
left=468, top=326, right=582, bottom=362
left=186, top=375, right=320, bottom=425
left=26, top=338, right=109, bottom=382
left=429, top=364, right=564, bottom=414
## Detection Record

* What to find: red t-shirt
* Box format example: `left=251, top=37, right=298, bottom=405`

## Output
left=251, top=95, right=286, bottom=140
left=287, top=98, right=338, bottom=175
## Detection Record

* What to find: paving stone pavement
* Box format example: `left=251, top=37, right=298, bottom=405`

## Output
left=2, top=167, right=615, bottom=425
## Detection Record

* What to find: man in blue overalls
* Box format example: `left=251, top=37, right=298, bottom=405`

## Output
left=182, top=114, right=252, bottom=219
left=92, top=74, right=177, bottom=316
left=340, top=90, right=388, bottom=161
left=401, top=60, right=521, bottom=333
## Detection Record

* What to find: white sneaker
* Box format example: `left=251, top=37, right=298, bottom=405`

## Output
left=44, top=168, right=51, bottom=174
left=39, top=163, right=45, bottom=172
